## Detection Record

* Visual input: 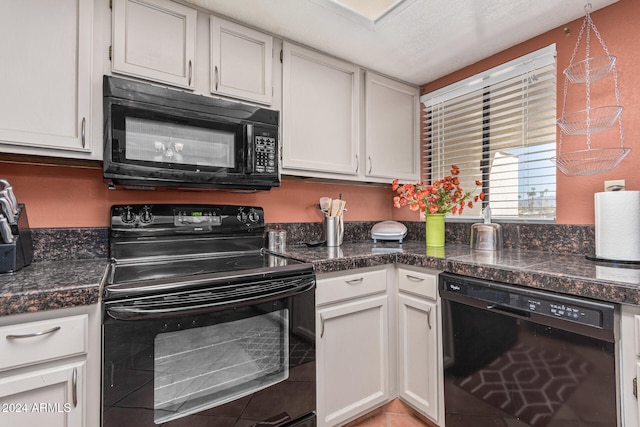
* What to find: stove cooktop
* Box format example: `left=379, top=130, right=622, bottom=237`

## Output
left=105, top=204, right=314, bottom=302
left=109, top=251, right=304, bottom=285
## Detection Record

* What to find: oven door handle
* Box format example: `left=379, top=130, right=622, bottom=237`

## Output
left=105, top=277, right=315, bottom=321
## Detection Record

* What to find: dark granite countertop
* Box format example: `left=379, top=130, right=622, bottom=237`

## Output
left=2, top=239, right=640, bottom=317
left=279, top=241, right=640, bottom=306
left=0, top=258, right=108, bottom=316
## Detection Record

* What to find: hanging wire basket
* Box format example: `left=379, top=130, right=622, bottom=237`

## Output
left=551, top=147, right=631, bottom=176
left=553, top=3, right=629, bottom=176
left=557, top=105, right=623, bottom=135
left=564, top=54, right=616, bottom=83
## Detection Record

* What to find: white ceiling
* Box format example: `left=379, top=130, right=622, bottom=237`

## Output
left=184, top=0, right=619, bottom=86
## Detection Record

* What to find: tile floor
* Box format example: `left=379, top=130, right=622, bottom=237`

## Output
left=347, top=400, right=436, bottom=427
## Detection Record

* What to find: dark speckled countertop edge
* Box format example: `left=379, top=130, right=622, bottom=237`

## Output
left=0, top=258, right=108, bottom=317
left=279, top=241, right=640, bottom=306
left=2, top=239, right=640, bottom=317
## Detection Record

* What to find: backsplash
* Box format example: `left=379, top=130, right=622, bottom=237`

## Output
left=269, top=221, right=596, bottom=255
left=28, top=221, right=595, bottom=261
left=31, top=228, right=109, bottom=262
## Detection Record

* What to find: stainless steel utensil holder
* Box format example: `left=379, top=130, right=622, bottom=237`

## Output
left=0, top=204, right=34, bottom=273
left=324, top=216, right=344, bottom=247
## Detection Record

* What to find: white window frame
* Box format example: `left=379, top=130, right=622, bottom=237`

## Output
left=421, top=44, right=557, bottom=222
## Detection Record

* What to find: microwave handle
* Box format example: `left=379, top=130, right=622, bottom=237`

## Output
left=246, top=124, right=254, bottom=173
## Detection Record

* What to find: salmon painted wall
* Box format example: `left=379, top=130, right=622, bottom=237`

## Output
left=2, top=0, right=637, bottom=228
left=0, top=162, right=394, bottom=227
left=420, top=0, right=640, bottom=225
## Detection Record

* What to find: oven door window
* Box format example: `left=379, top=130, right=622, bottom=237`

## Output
left=109, top=104, right=245, bottom=173
left=126, top=116, right=236, bottom=169
left=153, top=308, right=289, bottom=424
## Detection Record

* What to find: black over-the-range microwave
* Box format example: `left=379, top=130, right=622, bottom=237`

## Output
left=103, top=76, right=280, bottom=190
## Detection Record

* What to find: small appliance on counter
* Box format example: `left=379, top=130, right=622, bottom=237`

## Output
left=470, top=207, right=503, bottom=251
left=0, top=179, right=33, bottom=273
left=371, top=220, right=407, bottom=243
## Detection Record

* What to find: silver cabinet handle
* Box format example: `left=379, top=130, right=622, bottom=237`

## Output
left=427, top=307, right=432, bottom=330
left=81, top=117, right=86, bottom=149
left=188, top=60, right=193, bottom=86
left=368, top=156, right=372, bottom=174
left=320, top=313, right=325, bottom=338
left=355, top=154, right=359, bottom=173
left=214, top=65, right=219, bottom=91
left=72, top=367, right=78, bottom=407
left=345, top=277, right=364, bottom=285
left=6, top=326, right=61, bottom=340
left=406, top=274, right=425, bottom=282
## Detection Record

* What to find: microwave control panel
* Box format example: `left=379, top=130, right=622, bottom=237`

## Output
left=254, top=134, right=277, bottom=174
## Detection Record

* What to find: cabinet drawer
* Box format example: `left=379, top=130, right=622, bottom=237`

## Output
left=317, top=268, right=387, bottom=306
left=0, top=315, right=87, bottom=371
left=398, top=268, right=438, bottom=300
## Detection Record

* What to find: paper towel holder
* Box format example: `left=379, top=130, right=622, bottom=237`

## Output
left=593, top=191, right=640, bottom=263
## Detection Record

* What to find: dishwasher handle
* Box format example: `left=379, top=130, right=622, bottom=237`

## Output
left=486, top=303, right=531, bottom=319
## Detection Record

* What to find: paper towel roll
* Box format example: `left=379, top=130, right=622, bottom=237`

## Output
left=595, top=191, right=640, bottom=261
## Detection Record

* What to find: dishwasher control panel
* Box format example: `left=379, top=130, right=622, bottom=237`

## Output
left=440, top=273, right=615, bottom=332
left=523, top=297, right=601, bottom=326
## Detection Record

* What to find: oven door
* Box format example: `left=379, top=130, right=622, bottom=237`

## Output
left=102, top=279, right=316, bottom=427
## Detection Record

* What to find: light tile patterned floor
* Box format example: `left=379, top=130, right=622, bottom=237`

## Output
left=351, top=412, right=428, bottom=427
left=347, top=400, right=435, bottom=427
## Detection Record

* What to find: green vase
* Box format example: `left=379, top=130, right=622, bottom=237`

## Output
left=425, top=213, right=445, bottom=248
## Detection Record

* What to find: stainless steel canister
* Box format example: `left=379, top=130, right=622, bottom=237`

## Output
left=268, top=230, right=286, bottom=252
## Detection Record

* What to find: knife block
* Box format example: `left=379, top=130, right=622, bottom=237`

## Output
left=0, top=203, right=34, bottom=273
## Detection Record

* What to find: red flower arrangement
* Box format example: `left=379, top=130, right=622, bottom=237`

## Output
left=392, top=165, right=485, bottom=215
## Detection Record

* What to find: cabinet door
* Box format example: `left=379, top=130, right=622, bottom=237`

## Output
left=365, top=72, right=419, bottom=182
left=282, top=42, right=360, bottom=177
left=210, top=16, right=273, bottom=105
left=317, top=295, right=389, bottom=427
left=397, top=293, right=439, bottom=423
left=112, top=0, right=196, bottom=89
left=0, top=0, right=92, bottom=154
left=0, top=361, right=85, bottom=427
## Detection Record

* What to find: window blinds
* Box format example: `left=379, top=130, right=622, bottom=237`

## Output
left=421, top=44, right=557, bottom=221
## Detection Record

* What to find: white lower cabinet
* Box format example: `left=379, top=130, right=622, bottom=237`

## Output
left=0, top=361, right=85, bottom=426
left=0, top=305, right=101, bottom=427
left=397, top=267, right=442, bottom=425
left=620, top=304, right=640, bottom=427
left=316, top=265, right=442, bottom=427
left=316, top=267, right=391, bottom=427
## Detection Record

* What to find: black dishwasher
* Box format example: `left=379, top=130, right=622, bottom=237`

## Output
left=439, top=272, right=617, bottom=427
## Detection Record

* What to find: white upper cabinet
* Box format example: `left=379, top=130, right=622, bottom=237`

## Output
left=282, top=42, right=361, bottom=177
left=281, top=42, right=419, bottom=184
left=210, top=16, right=273, bottom=105
left=112, top=0, right=197, bottom=89
left=0, top=0, right=93, bottom=156
left=365, top=72, right=420, bottom=182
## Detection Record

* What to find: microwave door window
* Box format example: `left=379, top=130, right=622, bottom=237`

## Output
left=125, top=117, right=235, bottom=168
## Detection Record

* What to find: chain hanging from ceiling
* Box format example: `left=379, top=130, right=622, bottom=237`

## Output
left=551, top=2, right=628, bottom=176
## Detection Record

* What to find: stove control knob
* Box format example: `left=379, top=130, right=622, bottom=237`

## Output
left=236, top=210, right=248, bottom=222
left=121, top=207, right=136, bottom=224
left=140, top=207, right=154, bottom=224
left=248, top=209, right=260, bottom=223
